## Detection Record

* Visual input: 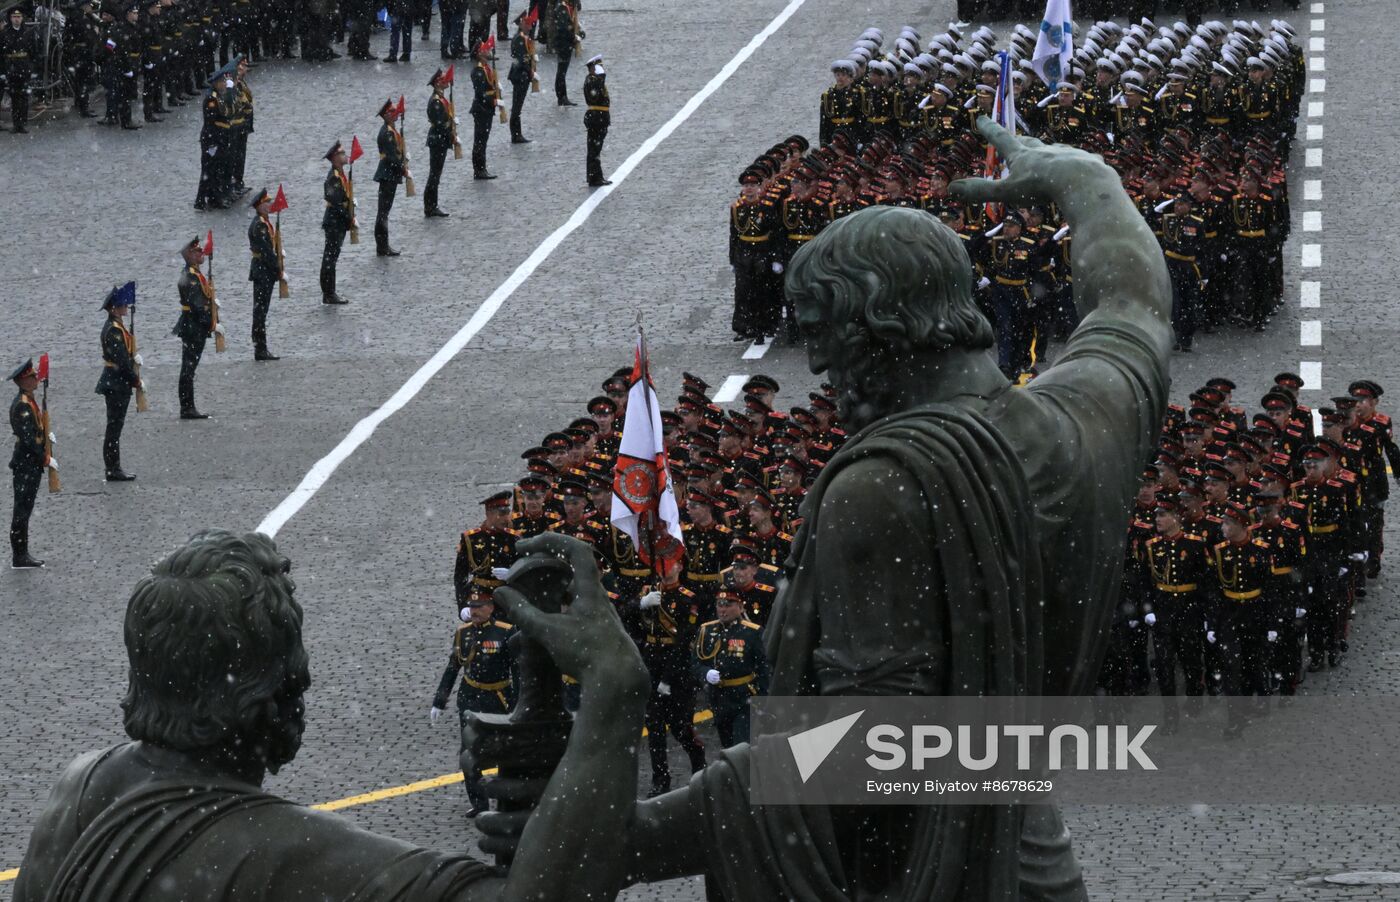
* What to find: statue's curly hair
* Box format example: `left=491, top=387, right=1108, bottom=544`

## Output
left=121, top=529, right=311, bottom=774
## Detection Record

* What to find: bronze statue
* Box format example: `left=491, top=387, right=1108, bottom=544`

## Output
left=14, top=528, right=651, bottom=901
left=481, top=119, right=1173, bottom=900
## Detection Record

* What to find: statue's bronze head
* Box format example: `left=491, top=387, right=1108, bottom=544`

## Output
left=787, top=206, right=994, bottom=429
left=121, top=529, right=311, bottom=775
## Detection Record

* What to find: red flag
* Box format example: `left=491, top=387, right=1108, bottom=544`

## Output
left=521, top=6, right=538, bottom=31
left=443, top=63, right=455, bottom=85
left=480, top=34, right=495, bottom=55
left=395, top=94, right=406, bottom=120
left=610, top=334, right=684, bottom=570
left=36, top=353, right=49, bottom=382
left=203, top=229, right=214, bottom=257
left=349, top=135, right=364, bottom=163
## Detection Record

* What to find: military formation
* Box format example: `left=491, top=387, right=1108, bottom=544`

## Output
left=730, top=16, right=1303, bottom=378
left=434, top=368, right=828, bottom=804
left=1103, top=375, right=1400, bottom=734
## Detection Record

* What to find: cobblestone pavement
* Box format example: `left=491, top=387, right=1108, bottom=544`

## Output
left=3, top=0, right=1400, bottom=898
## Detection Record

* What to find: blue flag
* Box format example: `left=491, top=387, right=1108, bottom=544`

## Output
left=114, top=281, right=136, bottom=310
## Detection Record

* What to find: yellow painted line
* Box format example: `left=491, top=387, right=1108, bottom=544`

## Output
left=0, top=708, right=719, bottom=883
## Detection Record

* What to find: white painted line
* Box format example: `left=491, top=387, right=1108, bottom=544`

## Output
left=254, top=0, right=813, bottom=538
left=1305, top=147, right=1323, bottom=167
left=712, top=375, right=749, bottom=404
left=1310, top=79, right=1326, bottom=94
left=1302, top=244, right=1322, bottom=268
left=1311, top=16, right=1325, bottom=28
left=1303, top=211, right=1322, bottom=232
left=1308, top=101, right=1325, bottom=118
left=1301, top=320, right=1322, bottom=346
left=1301, top=281, right=1321, bottom=308
left=1312, top=409, right=1324, bottom=436
left=1310, top=37, right=1325, bottom=51
left=1304, top=180, right=1322, bottom=201
left=1300, top=361, right=1322, bottom=391
left=741, top=339, right=771, bottom=360
left=1310, top=56, right=1325, bottom=72
left=1306, top=124, right=1323, bottom=141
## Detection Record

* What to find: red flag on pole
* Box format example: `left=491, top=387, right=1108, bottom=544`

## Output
left=349, top=135, right=364, bottom=163
left=443, top=63, right=455, bottom=85
left=202, top=229, right=214, bottom=257
left=269, top=184, right=289, bottom=213
left=610, top=331, right=684, bottom=571
left=394, top=94, right=406, bottom=120
left=36, top=353, right=49, bottom=381
left=481, top=33, right=496, bottom=55
left=521, top=6, right=538, bottom=31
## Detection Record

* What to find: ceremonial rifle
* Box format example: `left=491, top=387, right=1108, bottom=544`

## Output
left=125, top=282, right=149, bottom=411
left=270, top=184, right=290, bottom=298
left=204, top=230, right=226, bottom=353
left=37, top=354, right=59, bottom=493
left=446, top=64, right=464, bottom=159
left=348, top=135, right=363, bottom=244
left=397, top=95, right=416, bottom=196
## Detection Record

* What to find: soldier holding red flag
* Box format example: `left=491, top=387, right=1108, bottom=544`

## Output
left=469, top=37, right=502, bottom=179
left=247, top=188, right=283, bottom=360
left=173, top=235, right=215, bottom=419
left=320, top=140, right=356, bottom=305
left=507, top=9, right=538, bottom=144
left=373, top=98, right=408, bottom=257
left=425, top=68, right=458, bottom=217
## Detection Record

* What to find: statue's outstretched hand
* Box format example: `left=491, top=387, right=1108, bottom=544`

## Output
left=950, top=116, right=1115, bottom=210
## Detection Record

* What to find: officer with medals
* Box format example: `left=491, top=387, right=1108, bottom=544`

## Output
left=454, top=489, right=518, bottom=613
left=692, top=585, right=768, bottom=747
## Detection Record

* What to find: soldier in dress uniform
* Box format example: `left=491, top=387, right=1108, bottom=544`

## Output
left=372, top=99, right=406, bottom=256
left=721, top=541, right=779, bottom=629
left=9, top=359, right=46, bottom=569
left=681, top=489, right=731, bottom=613
left=96, top=286, right=140, bottom=481
left=513, top=474, right=558, bottom=537
left=423, top=69, right=457, bottom=218
left=429, top=584, right=518, bottom=817
left=1143, top=494, right=1213, bottom=729
left=745, top=488, right=792, bottom=568
left=246, top=188, right=282, bottom=360
left=1159, top=191, right=1205, bottom=353
left=582, top=53, right=611, bottom=187
left=195, top=67, right=230, bottom=209
left=467, top=39, right=502, bottom=179
left=1291, top=443, right=1362, bottom=671
left=1042, top=83, right=1088, bottom=145
left=692, top=586, right=768, bottom=747
left=139, top=0, right=167, bottom=123
left=1210, top=502, right=1274, bottom=735
left=506, top=13, right=535, bottom=144
left=588, top=395, right=620, bottom=459
left=229, top=58, right=253, bottom=198
left=319, top=141, right=354, bottom=305
left=548, top=478, right=597, bottom=543
left=547, top=0, right=580, bottom=106
left=728, top=168, right=779, bottom=342
left=172, top=237, right=216, bottom=420
left=635, top=555, right=705, bottom=796
left=1253, top=490, right=1307, bottom=696
left=987, top=210, right=1039, bottom=379
left=819, top=60, right=862, bottom=147
left=1, top=6, right=40, bottom=133
left=454, top=489, right=518, bottom=611
left=1346, top=380, right=1400, bottom=577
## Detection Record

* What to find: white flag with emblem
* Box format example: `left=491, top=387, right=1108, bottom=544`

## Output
left=1031, top=0, right=1073, bottom=89
left=610, top=332, right=684, bottom=568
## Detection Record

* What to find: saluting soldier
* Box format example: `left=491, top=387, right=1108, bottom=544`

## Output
left=429, top=585, right=518, bottom=818
left=692, top=586, right=768, bottom=747
left=468, top=39, right=501, bottom=179
left=9, top=359, right=47, bottom=569
left=1, top=6, right=40, bottom=133
left=96, top=287, right=140, bottom=481
left=372, top=99, right=406, bottom=257
left=172, top=237, right=215, bottom=420
left=246, top=188, right=281, bottom=360
left=583, top=53, right=611, bottom=187
left=319, top=141, right=354, bottom=305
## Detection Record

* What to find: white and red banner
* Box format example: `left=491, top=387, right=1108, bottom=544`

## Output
left=611, top=333, right=684, bottom=569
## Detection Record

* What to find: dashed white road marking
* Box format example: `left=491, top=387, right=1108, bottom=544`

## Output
left=1305, top=147, right=1323, bottom=167
left=1310, top=37, right=1325, bottom=52
left=742, top=339, right=771, bottom=360
left=1308, top=101, right=1325, bottom=118
left=1310, top=56, right=1325, bottom=72
left=1306, top=124, right=1323, bottom=141
left=1301, top=282, right=1320, bottom=309
left=1304, top=180, right=1322, bottom=201
left=1310, top=79, right=1326, bottom=93
left=712, top=375, right=749, bottom=404
left=1301, top=321, right=1322, bottom=347
left=1302, top=244, right=1322, bottom=268
left=1300, top=361, right=1322, bottom=392
left=1303, top=211, right=1322, bottom=232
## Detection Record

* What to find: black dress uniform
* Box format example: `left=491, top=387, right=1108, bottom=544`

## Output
left=506, top=30, right=533, bottom=142
left=1160, top=207, right=1206, bottom=351
left=373, top=113, right=406, bottom=255
left=230, top=76, right=253, bottom=196
left=729, top=180, right=779, bottom=341
left=139, top=1, right=167, bottom=122
left=637, top=582, right=706, bottom=795
left=1228, top=187, right=1278, bottom=330
left=432, top=612, right=518, bottom=812
left=1143, top=513, right=1213, bottom=712
left=424, top=77, right=457, bottom=216
left=692, top=610, right=769, bottom=747
left=95, top=299, right=140, bottom=479
left=196, top=80, right=228, bottom=209
left=547, top=0, right=578, bottom=104
left=8, top=361, right=45, bottom=568
left=469, top=58, right=500, bottom=178
left=1, top=12, right=40, bottom=132
left=119, top=11, right=143, bottom=130
left=246, top=200, right=280, bottom=360
left=682, top=515, right=731, bottom=609
left=1254, top=500, right=1307, bottom=695
left=582, top=59, right=610, bottom=187
left=320, top=148, right=354, bottom=304
left=987, top=227, right=1039, bottom=378
left=172, top=253, right=214, bottom=418
left=818, top=79, right=862, bottom=146
left=1291, top=462, right=1361, bottom=669
left=1210, top=527, right=1275, bottom=699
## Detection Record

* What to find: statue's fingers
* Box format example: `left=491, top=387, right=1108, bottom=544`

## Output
left=949, top=176, right=1001, bottom=204
left=479, top=774, right=553, bottom=803
left=477, top=832, right=524, bottom=857
left=976, top=116, right=1024, bottom=162
left=491, top=585, right=560, bottom=641
left=476, top=808, right=533, bottom=839
left=517, top=532, right=602, bottom=582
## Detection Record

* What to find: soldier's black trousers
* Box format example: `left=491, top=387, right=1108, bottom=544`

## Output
left=1150, top=595, right=1206, bottom=697
left=708, top=685, right=754, bottom=748
left=374, top=182, right=397, bottom=253
left=251, top=278, right=274, bottom=352
left=1268, top=586, right=1305, bottom=694
left=9, top=467, right=41, bottom=557
left=321, top=226, right=346, bottom=297
left=233, top=132, right=249, bottom=190
left=103, top=389, right=132, bottom=474
left=510, top=82, right=527, bottom=139
left=586, top=123, right=606, bottom=185
left=424, top=145, right=448, bottom=212
left=178, top=334, right=207, bottom=414
left=8, top=77, right=29, bottom=129
left=990, top=282, right=1033, bottom=377
left=642, top=648, right=704, bottom=790
left=457, top=690, right=509, bottom=811
left=1305, top=536, right=1346, bottom=661
left=197, top=137, right=218, bottom=204
left=471, top=111, right=492, bottom=175
left=731, top=252, right=775, bottom=339
left=1216, top=600, right=1271, bottom=697
left=554, top=48, right=570, bottom=101
left=1167, top=258, right=1200, bottom=350
left=1230, top=240, right=1272, bottom=326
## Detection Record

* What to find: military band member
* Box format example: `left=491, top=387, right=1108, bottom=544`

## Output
left=429, top=585, right=517, bottom=817
left=246, top=189, right=281, bottom=360
left=320, top=141, right=353, bottom=305
left=692, top=587, right=768, bottom=747
left=424, top=69, right=457, bottom=217
left=9, top=359, right=46, bottom=568
left=96, top=287, right=140, bottom=481
left=372, top=99, right=406, bottom=257
left=583, top=54, right=612, bottom=187
left=173, top=237, right=215, bottom=420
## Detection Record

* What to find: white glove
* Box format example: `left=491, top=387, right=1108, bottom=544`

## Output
left=1349, top=552, right=1368, bottom=563
left=144, top=62, right=154, bottom=69
left=124, top=71, right=134, bottom=78
left=1206, top=630, right=1217, bottom=644
left=1128, top=619, right=1140, bottom=629
left=1295, top=607, right=1307, bottom=618
left=1200, top=279, right=1209, bottom=287
left=429, top=706, right=443, bottom=724
left=214, top=323, right=226, bottom=336
left=47, top=432, right=56, bottom=445
left=1266, top=630, right=1278, bottom=643
left=459, top=606, right=471, bottom=622
left=453, top=116, right=460, bottom=124
left=214, top=298, right=221, bottom=310
left=497, top=99, right=505, bottom=108
left=224, top=78, right=234, bottom=89
left=656, top=681, right=671, bottom=697
left=640, top=591, right=662, bottom=609
left=1220, top=254, right=1228, bottom=263
left=977, top=276, right=991, bottom=289
left=706, top=669, right=721, bottom=685
left=1306, top=586, right=1314, bottom=595
left=490, top=567, right=510, bottom=581
left=771, top=262, right=784, bottom=274
left=594, top=65, right=605, bottom=76
left=46, top=457, right=58, bottom=471
left=1144, top=612, right=1157, bottom=626
left=1337, top=566, right=1348, bottom=578
left=134, top=353, right=143, bottom=367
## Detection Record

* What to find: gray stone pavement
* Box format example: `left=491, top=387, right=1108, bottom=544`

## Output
left=4, top=0, right=1400, bottom=898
